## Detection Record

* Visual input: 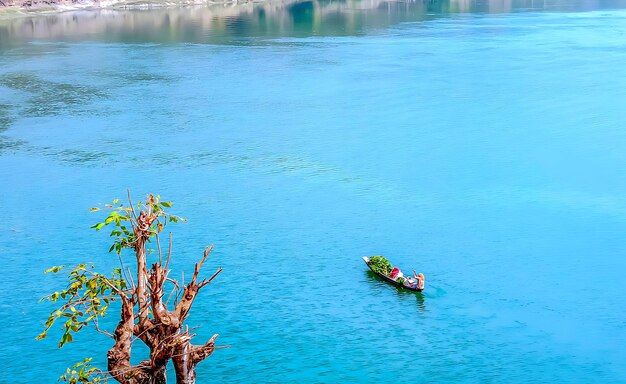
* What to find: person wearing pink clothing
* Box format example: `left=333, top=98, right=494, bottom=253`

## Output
left=389, top=266, right=404, bottom=281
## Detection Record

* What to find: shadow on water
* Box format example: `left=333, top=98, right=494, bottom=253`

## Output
left=0, top=74, right=117, bottom=160
left=0, top=72, right=107, bottom=117
left=1, top=0, right=626, bottom=46
left=0, top=102, right=23, bottom=153
left=364, top=270, right=426, bottom=312
left=0, top=71, right=109, bottom=154
left=0, top=103, right=11, bottom=131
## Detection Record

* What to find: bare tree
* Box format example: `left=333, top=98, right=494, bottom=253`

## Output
left=38, top=193, right=226, bottom=384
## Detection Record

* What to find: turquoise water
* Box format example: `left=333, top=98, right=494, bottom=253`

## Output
left=2, top=0, right=626, bottom=382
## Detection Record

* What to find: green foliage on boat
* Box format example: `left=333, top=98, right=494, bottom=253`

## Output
left=368, top=255, right=392, bottom=275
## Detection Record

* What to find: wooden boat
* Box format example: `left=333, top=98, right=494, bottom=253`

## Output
left=362, top=256, right=423, bottom=292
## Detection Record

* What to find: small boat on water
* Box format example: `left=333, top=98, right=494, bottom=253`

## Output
left=362, top=256, right=424, bottom=292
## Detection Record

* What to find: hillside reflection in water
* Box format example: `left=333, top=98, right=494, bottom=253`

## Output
left=1, top=0, right=626, bottom=45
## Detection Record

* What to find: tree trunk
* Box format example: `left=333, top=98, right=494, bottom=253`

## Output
left=108, top=204, right=221, bottom=384
left=135, top=210, right=151, bottom=328
left=173, top=344, right=196, bottom=384
left=172, top=335, right=219, bottom=384
left=152, top=367, right=167, bottom=384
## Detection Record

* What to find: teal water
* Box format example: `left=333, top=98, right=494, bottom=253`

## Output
left=2, top=0, right=626, bottom=382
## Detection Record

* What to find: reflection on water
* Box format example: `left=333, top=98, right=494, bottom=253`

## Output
left=365, top=270, right=427, bottom=312
left=1, top=0, right=625, bottom=45
left=414, top=291, right=425, bottom=311
left=396, top=287, right=427, bottom=312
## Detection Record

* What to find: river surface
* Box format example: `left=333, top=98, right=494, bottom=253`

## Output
left=1, top=0, right=626, bottom=382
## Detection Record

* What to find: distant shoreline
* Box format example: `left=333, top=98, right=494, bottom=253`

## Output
left=1, top=0, right=121, bottom=11
left=0, top=0, right=258, bottom=16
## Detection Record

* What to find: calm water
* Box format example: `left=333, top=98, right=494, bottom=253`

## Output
left=1, top=0, right=626, bottom=382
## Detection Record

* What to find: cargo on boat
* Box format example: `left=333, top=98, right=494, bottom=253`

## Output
left=362, top=256, right=423, bottom=292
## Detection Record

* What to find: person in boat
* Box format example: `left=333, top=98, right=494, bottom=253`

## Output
left=414, top=271, right=425, bottom=290
left=405, top=271, right=425, bottom=289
